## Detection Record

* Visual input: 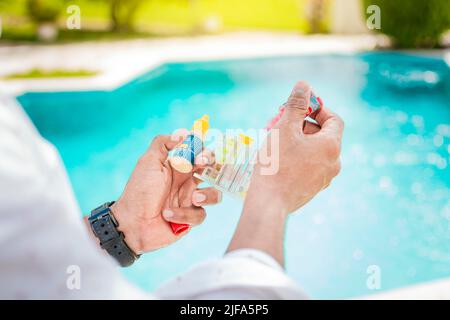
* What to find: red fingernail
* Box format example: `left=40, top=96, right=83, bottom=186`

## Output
left=317, top=96, right=323, bottom=107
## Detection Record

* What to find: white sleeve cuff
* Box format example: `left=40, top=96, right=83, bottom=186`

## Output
left=224, top=248, right=284, bottom=272
left=155, top=249, right=307, bottom=300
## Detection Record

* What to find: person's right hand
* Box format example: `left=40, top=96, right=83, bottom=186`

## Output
left=109, top=133, right=221, bottom=254
left=246, top=81, right=344, bottom=216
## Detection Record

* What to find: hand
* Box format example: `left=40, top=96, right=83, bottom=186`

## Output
left=227, top=81, right=343, bottom=265
left=248, top=81, right=344, bottom=216
left=110, top=133, right=222, bottom=254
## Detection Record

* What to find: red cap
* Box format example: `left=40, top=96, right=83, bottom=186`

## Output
left=170, top=222, right=190, bottom=235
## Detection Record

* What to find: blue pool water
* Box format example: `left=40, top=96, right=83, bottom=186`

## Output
left=19, top=52, right=450, bottom=299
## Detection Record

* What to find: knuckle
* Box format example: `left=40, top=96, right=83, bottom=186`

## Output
left=216, top=191, right=223, bottom=203
left=332, top=161, right=341, bottom=177
left=196, top=209, right=207, bottom=224
left=159, top=144, right=169, bottom=155
left=324, top=137, right=341, bottom=160
left=286, top=97, right=308, bottom=110
left=152, top=134, right=165, bottom=144
left=149, top=135, right=164, bottom=150
left=151, top=135, right=170, bottom=154
left=174, top=209, right=186, bottom=221
left=210, top=190, right=222, bottom=204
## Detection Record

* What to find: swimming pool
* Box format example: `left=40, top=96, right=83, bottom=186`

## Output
left=18, top=52, right=450, bottom=299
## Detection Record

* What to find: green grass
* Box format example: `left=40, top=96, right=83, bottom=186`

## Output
left=135, top=0, right=309, bottom=31
left=0, top=25, right=159, bottom=43
left=0, top=0, right=313, bottom=43
left=3, top=68, right=98, bottom=79
left=56, top=29, right=156, bottom=42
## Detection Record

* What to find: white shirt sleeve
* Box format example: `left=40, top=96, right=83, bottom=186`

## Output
left=155, top=249, right=307, bottom=299
left=0, top=95, right=305, bottom=300
left=0, top=95, right=148, bottom=299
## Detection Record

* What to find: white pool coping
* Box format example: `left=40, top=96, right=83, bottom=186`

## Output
left=362, top=278, right=450, bottom=300
left=1, top=32, right=449, bottom=299
left=0, top=32, right=392, bottom=96
left=2, top=32, right=448, bottom=96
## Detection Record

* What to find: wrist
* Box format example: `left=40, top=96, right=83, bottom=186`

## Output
left=244, top=183, right=288, bottom=218
left=109, top=201, right=143, bottom=255
left=242, top=193, right=287, bottom=227
left=88, top=202, right=140, bottom=267
left=228, top=186, right=288, bottom=266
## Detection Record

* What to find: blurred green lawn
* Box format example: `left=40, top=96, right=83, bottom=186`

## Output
left=3, top=68, right=98, bottom=79
left=0, top=0, right=312, bottom=42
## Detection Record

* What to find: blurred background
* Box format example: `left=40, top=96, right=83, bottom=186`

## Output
left=0, top=0, right=447, bottom=45
left=1, top=0, right=450, bottom=299
left=3, top=0, right=351, bottom=42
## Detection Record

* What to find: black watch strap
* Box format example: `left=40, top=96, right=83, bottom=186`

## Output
left=88, top=202, right=139, bottom=267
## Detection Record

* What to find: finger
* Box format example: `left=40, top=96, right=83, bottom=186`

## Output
left=192, top=187, right=222, bottom=206
left=162, top=207, right=206, bottom=226
left=177, top=177, right=198, bottom=207
left=274, top=81, right=311, bottom=132
left=147, top=132, right=187, bottom=162
left=320, top=160, right=341, bottom=190
left=313, top=107, right=345, bottom=140
left=171, top=128, right=189, bottom=143
left=303, top=118, right=321, bottom=134
left=192, top=149, right=217, bottom=185
left=312, top=123, right=343, bottom=161
left=194, top=148, right=215, bottom=169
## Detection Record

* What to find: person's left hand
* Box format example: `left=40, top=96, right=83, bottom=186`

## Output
left=110, top=133, right=222, bottom=254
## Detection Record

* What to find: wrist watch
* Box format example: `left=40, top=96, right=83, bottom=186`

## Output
left=88, top=201, right=140, bottom=267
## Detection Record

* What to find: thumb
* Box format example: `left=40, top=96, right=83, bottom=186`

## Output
left=275, top=81, right=311, bottom=132
left=147, top=131, right=186, bottom=164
